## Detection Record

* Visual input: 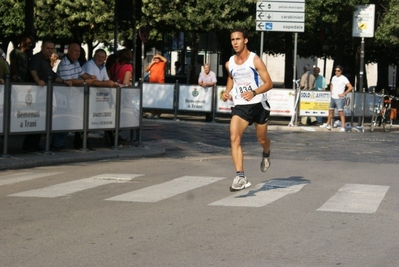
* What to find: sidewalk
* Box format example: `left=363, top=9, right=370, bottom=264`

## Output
left=0, top=116, right=395, bottom=171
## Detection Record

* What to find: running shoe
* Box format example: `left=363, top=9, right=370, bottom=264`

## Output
left=260, top=156, right=270, bottom=172
left=340, top=127, right=346, bottom=132
left=230, top=176, right=251, bottom=191
left=319, top=123, right=328, bottom=128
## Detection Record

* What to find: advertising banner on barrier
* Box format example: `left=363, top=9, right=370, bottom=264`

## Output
left=216, top=86, right=234, bottom=113
left=178, top=85, right=212, bottom=112
left=268, top=89, right=296, bottom=116
left=89, top=87, right=116, bottom=130
left=120, top=87, right=140, bottom=128
left=299, top=90, right=331, bottom=117
left=0, top=84, right=4, bottom=133
left=52, top=86, right=84, bottom=131
left=142, top=83, right=174, bottom=109
left=10, top=85, right=47, bottom=133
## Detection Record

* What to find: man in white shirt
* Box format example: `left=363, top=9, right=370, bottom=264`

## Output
left=320, top=65, right=353, bottom=132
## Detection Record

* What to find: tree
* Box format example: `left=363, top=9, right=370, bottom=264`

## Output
left=140, top=0, right=257, bottom=83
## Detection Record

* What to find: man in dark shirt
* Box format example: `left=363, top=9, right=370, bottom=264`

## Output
left=22, top=39, right=72, bottom=152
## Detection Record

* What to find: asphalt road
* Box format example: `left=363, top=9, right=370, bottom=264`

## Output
left=1, top=118, right=399, bottom=267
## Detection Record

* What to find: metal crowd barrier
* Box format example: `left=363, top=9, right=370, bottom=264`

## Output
left=1, top=74, right=142, bottom=157
left=142, top=81, right=378, bottom=125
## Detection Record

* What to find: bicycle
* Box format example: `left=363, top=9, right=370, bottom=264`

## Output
left=370, top=94, right=397, bottom=132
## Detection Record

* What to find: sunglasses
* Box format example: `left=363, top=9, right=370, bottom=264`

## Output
left=335, top=69, right=341, bottom=72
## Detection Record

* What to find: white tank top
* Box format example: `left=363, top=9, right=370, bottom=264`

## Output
left=228, top=52, right=267, bottom=106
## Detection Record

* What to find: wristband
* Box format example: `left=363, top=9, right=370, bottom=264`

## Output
left=252, top=90, right=257, bottom=96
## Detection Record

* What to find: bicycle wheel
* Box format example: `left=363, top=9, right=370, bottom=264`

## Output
left=370, top=113, right=378, bottom=132
left=383, top=109, right=392, bottom=132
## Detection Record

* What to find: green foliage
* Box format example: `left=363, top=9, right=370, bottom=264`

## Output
left=141, top=0, right=256, bottom=32
left=0, top=0, right=26, bottom=37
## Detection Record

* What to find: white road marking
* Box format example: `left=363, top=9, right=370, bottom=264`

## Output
left=317, top=183, right=389, bottom=214
left=105, top=176, right=225, bottom=203
left=209, top=179, right=309, bottom=207
left=92, top=173, right=144, bottom=181
left=8, top=174, right=143, bottom=198
left=0, top=172, right=64, bottom=186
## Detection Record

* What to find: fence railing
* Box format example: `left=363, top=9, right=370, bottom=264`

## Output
left=1, top=75, right=142, bottom=156
left=142, top=81, right=379, bottom=121
left=1, top=75, right=388, bottom=156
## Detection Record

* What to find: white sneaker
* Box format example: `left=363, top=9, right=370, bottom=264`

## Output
left=326, top=124, right=331, bottom=130
left=340, top=127, right=346, bottom=132
left=319, top=123, right=328, bottom=128
left=260, top=156, right=270, bottom=172
left=230, top=176, right=251, bottom=191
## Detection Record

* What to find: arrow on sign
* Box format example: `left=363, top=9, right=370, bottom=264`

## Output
left=258, top=2, right=266, bottom=10
left=258, top=12, right=265, bottom=19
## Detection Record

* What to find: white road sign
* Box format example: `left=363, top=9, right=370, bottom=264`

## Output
left=257, top=11, right=304, bottom=22
left=257, top=1, right=305, bottom=12
left=256, top=21, right=304, bottom=32
left=352, top=4, right=375, bottom=38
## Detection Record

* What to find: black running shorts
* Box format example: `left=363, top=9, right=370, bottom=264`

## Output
left=231, top=101, right=270, bottom=125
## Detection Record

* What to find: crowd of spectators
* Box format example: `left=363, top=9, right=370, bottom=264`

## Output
left=0, top=35, right=134, bottom=152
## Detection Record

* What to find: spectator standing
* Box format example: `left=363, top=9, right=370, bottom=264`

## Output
left=82, top=49, right=119, bottom=88
left=0, top=50, right=9, bottom=84
left=81, top=49, right=119, bottom=148
left=106, top=48, right=133, bottom=143
left=51, top=52, right=60, bottom=72
left=320, top=65, right=354, bottom=132
left=109, top=49, right=133, bottom=86
left=144, top=52, right=167, bottom=119
left=313, top=67, right=327, bottom=125
left=22, top=39, right=72, bottom=152
left=221, top=28, right=273, bottom=191
left=198, top=63, right=217, bottom=122
left=10, top=35, right=33, bottom=82
left=51, top=43, right=95, bottom=150
left=299, top=64, right=316, bottom=125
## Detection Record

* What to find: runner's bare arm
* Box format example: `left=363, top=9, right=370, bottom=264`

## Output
left=253, top=55, right=273, bottom=94
left=222, top=61, right=233, bottom=102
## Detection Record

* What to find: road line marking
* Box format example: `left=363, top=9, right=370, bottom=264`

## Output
left=8, top=174, right=143, bottom=198
left=317, top=183, right=389, bottom=214
left=0, top=172, right=64, bottom=186
left=105, top=176, right=225, bottom=202
left=92, top=173, right=144, bottom=181
left=209, top=179, right=309, bottom=207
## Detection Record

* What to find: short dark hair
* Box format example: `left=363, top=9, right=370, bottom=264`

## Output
left=41, top=38, right=54, bottom=47
left=335, top=65, right=344, bottom=71
left=94, top=49, right=107, bottom=57
left=231, top=28, right=248, bottom=39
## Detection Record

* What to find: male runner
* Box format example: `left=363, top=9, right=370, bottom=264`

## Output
left=221, top=28, right=273, bottom=191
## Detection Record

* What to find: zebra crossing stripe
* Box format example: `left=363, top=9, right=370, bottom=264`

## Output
left=0, top=172, right=64, bottom=186
left=317, top=184, right=389, bottom=214
left=209, top=179, right=309, bottom=207
left=105, top=176, right=225, bottom=203
left=8, top=174, right=143, bottom=198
